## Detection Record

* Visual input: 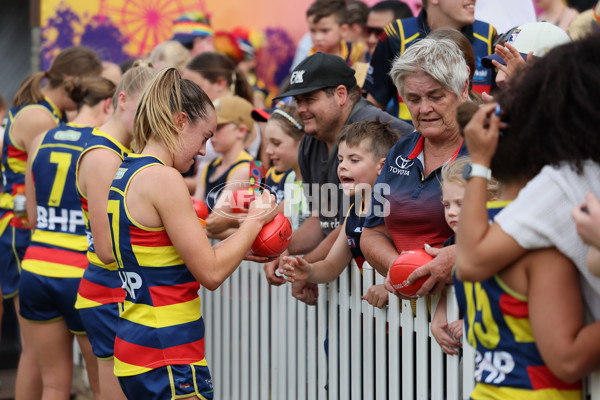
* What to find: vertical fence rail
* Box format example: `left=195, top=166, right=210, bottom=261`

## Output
left=195, top=260, right=595, bottom=400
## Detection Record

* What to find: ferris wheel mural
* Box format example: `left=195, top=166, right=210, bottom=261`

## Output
left=97, top=0, right=206, bottom=57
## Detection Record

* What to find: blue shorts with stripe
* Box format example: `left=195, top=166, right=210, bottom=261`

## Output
left=18, top=269, right=85, bottom=332
left=78, top=302, right=121, bottom=359
left=119, top=364, right=213, bottom=400
left=0, top=223, right=30, bottom=298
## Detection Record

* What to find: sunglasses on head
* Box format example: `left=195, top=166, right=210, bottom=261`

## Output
left=364, top=26, right=384, bottom=37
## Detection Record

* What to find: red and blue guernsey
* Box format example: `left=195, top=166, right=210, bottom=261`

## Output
left=453, top=201, right=582, bottom=400
left=75, top=129, right=128, bottom=310
left=108, top=154, right=208, bottom=377
left=22, top=123, right=93, bottom=278
left=0, top=97, right=67, bottom=228
left=363, top=131, right=467, bottom=252
left=264, top=167, right=293, bottom=204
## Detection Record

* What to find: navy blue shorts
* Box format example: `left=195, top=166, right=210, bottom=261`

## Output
left=78, top=302, right=121, bottom=359
left=119, top=363, right=214, bottom=400
left=18, top=269, right=85, bottom=332
left=0, top=222, right=30, bottom=298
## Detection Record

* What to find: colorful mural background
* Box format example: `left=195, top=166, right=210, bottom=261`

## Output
left=40, top=0, right=422, bottom=101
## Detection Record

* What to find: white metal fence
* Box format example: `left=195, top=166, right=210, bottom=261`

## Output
left=199, top=260, right=600, bottom=400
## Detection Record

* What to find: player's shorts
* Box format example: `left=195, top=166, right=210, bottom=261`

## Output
left=0, top=218, right=30, bottom=298
left=118, top=364, right=214, bottom=400
left=18, top=269, right=85, bottom=333
left=78, top=302, right=121, bottom=359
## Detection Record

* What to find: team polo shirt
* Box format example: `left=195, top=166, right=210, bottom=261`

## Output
left=264, top=167, right=293, bottom=204
left=0, top=97, right=67, bottom=227
left=345, top=201, right=366, bottom=269
left=363, top=9, right=496, bottom=123
left=22, top=124, right=93, bottom=278
left=363, top=131, right=467, bottom=252
left=108, top=154, right=207, bottom=377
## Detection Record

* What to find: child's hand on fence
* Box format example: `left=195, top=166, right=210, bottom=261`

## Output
left=363, top=283, right=389, bottom=309
left=447, top=319, right=463, bottom=342
left=281, top=256, right=311, bottom=283
left=431, top=319, right=462, bottom=355
left=291, top=281, right=318, bottom=305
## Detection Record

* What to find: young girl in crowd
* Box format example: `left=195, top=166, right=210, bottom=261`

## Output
left=75, top=61, right=156, bottom=400
left=430, top=156, right=499, bottom=355
left=259, top=103, right=308, bottom=230
left=196, top=94, right=256, bottom=239
left=281, top=120, right=399, bottom=309
left=107, top=67, right=277, bottom=400
left=21, top=76, right=115, bottom=399
left=0, top=45, right=102, bottom=399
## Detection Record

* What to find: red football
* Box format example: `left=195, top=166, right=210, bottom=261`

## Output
left=190, top=196, right=209, bottom=220
left=231, top=188, right=257, bottom=213
left=251, top=212, right=292, bottom=258
left=389, top=249, right=433, bottom=297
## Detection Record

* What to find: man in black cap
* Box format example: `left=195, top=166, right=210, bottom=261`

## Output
left=263, top=52, right=412, bottom=303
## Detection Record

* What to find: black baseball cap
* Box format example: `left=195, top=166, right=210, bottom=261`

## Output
left=273, top=52, right=357, bottom=100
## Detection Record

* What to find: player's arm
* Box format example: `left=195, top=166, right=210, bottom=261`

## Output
left=13, top=107, right=57, bottom=154
left=528, top=248, right=600, bottom=383
left=79, top=149, right=122, bottom=264
left=154, top=167, right=276, bottom=290
left=24, top=133, right=44, bottom=228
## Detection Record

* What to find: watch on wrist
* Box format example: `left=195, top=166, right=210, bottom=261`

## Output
left=462, top=163, right=492, bottom=181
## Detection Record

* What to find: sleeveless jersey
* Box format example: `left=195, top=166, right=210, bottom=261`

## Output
left=453, top=202, right=582, bottom=400
left=363, top=10, right=496, bottom=123
left=264, top=167, right=293, bottom=204
left=201, top=150, right=253, bottom=211
left=75, top=129, right=128, bottom=308
left=0, top=97, right=66, bottom=228
left=107, top=154, right=207, bottom=377
left=22, top=123, right=93, bottom=278
left=345, top=201, right=365, bottom=269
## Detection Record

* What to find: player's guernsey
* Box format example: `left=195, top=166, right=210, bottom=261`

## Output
left=264, top=167, right=293, bottom=204
left=364, top=132, right=467, bottom=251
left=363, top=9, right=496, bottom=123
left=201, top=150, right=253, bottom=211
left=75, top=129, right=128, bottom=309
left=307, top=40, right=366, bottom=66
left=107, top=154, right=208, bottom=377
left=0, top=97, right=67, bottom=229
left=453, top=201, right=582, bottom=400
left=345, top=201, right=366, bottom=269
left=22, top=123, right=93, bottom=278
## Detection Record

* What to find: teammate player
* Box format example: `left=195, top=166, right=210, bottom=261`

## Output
left=20, top=76, right=115, bottom=399
left=0, top=46, right=102, bottom=399
left=75, top=62, right=156, bottom=400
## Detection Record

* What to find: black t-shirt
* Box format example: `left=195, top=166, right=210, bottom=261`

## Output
left=298, top=99, right=413, bottom=236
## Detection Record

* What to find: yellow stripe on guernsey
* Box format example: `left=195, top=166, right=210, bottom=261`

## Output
left=120, top=297, right=202, bottom=328
left=75, top=294, right=103, bottom=309
left=88, top=252, right=119, bottom=271
left=114, top=357, right=207, bottom=377
left=473, top=24, right=495, bottom=55
left=131, top=243, right=184, bottom=268
left=31, top=230, right=88, bottom=252
left=471, top=382, right=582, bottom=400
left=494, top=275, right=535, bottom=343
left=22, top=258, right=84, bottom=278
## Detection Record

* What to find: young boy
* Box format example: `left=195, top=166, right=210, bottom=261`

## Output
left=305, top=0, right=366, bottom=66
left=196, top=94, right=256, bottom=239
left=281, top=119, right=398, bottom=308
